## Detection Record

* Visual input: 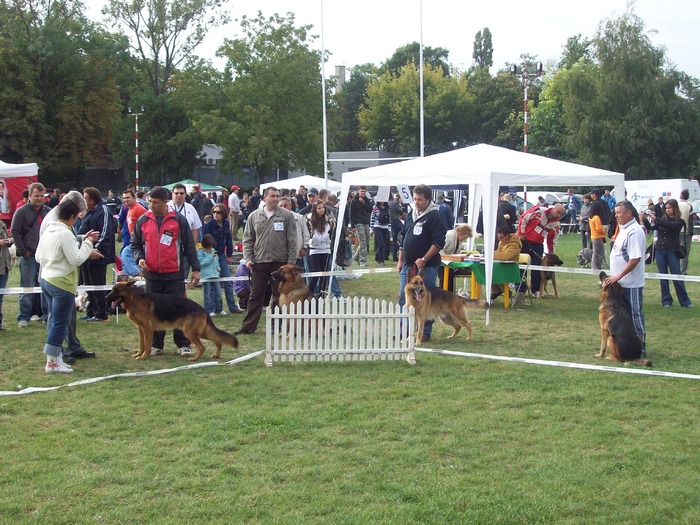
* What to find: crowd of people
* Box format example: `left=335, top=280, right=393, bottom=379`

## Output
left=0, top=179, right=695, bottom=371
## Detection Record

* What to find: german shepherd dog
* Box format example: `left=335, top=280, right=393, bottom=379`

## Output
left=271, top=264, right=312, bottom=309
left=404, top=269, right=489, bottom=345
left=596, top=271, right=651, bottom=366
left=105, top=281, right=239, bottom=362
left=539, top=253, right=564, bottom=299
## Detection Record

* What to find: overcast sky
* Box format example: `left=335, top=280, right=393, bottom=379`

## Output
left=89, top=0, right=700, bottom=78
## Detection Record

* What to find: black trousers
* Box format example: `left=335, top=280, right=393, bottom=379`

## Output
left=239, top=261, right=285, bottom=333
left=146, top=278, right=190, bottom=350
left=80, top=261, right=107, bottom=319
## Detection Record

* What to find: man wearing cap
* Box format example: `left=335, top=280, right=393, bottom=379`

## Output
left=297, top=187, right=318, bottom=216
left=228, top=185, right=242, bottom=240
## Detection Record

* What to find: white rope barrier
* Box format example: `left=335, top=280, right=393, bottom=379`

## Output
left=0, top=350, right=264, bottom=397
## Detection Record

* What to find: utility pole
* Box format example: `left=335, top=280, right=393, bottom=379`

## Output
left=128, top=106, right=145, bottom=189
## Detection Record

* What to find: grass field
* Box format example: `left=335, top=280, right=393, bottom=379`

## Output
left=0, top=233, right=698, bottom=524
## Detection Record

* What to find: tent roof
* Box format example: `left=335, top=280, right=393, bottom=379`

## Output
left=261, top=175, right=342, bottom=192
left=0, top=160, right=39, bottom=177
left=163, top=179, right=224, bottom=191
left=343, top=144, right=623, bottom=188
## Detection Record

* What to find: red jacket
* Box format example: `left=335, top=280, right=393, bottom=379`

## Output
left=135, top=210, right=184, bottom=275
left=517, top=206, right=560, bottom=252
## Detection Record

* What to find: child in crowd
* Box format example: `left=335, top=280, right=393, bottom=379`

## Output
left=197, top=233, right=225, bottom=316
left=234, top=257, right=251, bottom=310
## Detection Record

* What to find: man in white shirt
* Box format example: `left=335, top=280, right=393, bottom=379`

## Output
left=167, top=183, right=202, bottom=277
left=228, top=185, right=242, bottom=241
left=606, top=200, right=647, bottom=356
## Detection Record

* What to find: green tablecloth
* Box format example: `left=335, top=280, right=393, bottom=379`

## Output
left=443, top=260, right=520, bottom=285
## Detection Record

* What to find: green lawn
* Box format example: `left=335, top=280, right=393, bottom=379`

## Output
left=0, top=234, right=698, bottom=524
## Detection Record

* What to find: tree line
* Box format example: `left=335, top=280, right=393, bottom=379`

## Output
left=1, top=1, right=698, bottom=188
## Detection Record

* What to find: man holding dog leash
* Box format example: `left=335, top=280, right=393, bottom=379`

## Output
left=397, top=184, right=446, bottom=342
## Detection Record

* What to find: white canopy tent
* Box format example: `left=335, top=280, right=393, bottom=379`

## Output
left=0, top=160, right=38, bottom=177
left=260, top=175, right=342, bottom=193
left=333, top=144, right=625, bottom=316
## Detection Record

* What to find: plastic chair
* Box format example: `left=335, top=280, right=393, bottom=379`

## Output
left=511, top=253, right=533, bottom=308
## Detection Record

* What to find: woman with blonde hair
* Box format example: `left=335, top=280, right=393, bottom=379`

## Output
left=441, top=223, right=473, bottom=255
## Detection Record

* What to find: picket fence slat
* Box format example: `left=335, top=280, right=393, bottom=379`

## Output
left=265, top=297, right=415, bottom=367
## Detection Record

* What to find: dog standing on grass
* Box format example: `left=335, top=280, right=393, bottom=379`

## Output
left=105, top=281, right=238, bottom=362
left=539, top=253, right=564, bottom=299
left=596, top=271, right=651, bottom=366
left=404, top=269, right=488, bottom=345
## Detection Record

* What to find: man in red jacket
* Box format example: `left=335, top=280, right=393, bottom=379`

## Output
left=131, top=186, right=201, bottom=357
left=517, top=203, right=565, bottom=297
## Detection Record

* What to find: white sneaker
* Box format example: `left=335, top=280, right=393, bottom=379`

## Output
left=18, top=320, right=28, bottom=329
left=178, top=347, right=194, bottom=356
left=150, top=347, right=163, bottom=356
left=30, top=315, right=41, bottom=322
left=56, top=354, right=73, bottom=369
left=45, top=360, right=73, bottom=373
left=209, top=312, right=216, bottom=317
left=218, top=310, right=228, bottom=316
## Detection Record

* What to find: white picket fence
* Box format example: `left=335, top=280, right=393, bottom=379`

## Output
left=265, top=297, right=416, bottom=367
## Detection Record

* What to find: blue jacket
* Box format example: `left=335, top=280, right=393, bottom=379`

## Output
left=197, top=248, right=221, bottom=280
left=201, top=218, right=233, bottom=257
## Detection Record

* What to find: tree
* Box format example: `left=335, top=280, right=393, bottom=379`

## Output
left=102, top=0, right=230, bottom=96
left=382, top=42, right=451, bottom=77
left=0, top=0, right=124, bottom=181
left=558, top=34, right=593, bottom=70
left=466, top=68, right=522, bottom=146
left=562, top=11, right=700, bottom=178
left=199, top=12, right=324, bottom=182
left=329, top=63, right=379, bottom=151
left=472, top=27, right=493, bottom=70
left=358, top=64, right=475, bottom=156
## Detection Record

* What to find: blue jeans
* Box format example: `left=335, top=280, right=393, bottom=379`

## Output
left=41, top=280, right=75, bottom=357
left=218, top=253, right=238, bottom=311
left=0, top=272, right=8, bottom=326
left=203, top=281, right=222, bottom=314
left=399, top=264, right=438, bottom=339
left=18, top=255, right=47, bottom=322
left=655, top=249, right=691, bottom=307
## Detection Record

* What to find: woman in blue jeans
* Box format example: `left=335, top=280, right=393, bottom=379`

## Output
left=35, top=200, right=101, bottom=373
left=652, top=199, right=693, bottom=308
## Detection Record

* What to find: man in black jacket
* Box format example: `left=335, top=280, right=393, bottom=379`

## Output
left=350, top=186, right=374, bottom=267
left=78, top=187, right=115, bottom=322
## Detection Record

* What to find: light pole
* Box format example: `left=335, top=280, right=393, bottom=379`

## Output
left=128, top=106, right=145, bottom=189
left=510, top=62, right=543, bottom=153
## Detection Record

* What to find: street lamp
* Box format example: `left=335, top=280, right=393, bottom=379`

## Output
left=127, top=106, right=145, bottom=189
left=510, top=62, right=543, bottom=153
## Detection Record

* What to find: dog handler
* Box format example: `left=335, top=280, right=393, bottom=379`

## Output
left=397, top=184, right=447, bottom=342
left=605, top=200, right=647, bottom=356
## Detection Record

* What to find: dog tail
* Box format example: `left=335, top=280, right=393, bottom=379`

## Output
left=204, top=318, right=239, bottom=349
left=460, top=296, right=490, bottom=310
left=630, top=358, right=652, bottom=367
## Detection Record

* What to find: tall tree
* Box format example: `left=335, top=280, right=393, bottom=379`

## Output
left=199, top=12, right=324, bottom=182
left=383, top=42, right=451, bottom=77
left=558, top=34, right=593, bottom=70
left=102, top=0, right=230, bottom=96
left=0, top=0, right=124, bottom=181
left=466, top=68, right=522, bottom=145
left=329, top=63, right=379, bottom=151
left=358, top=63, right=475, bottom=156
left=472, top=27, right=493, bottom=70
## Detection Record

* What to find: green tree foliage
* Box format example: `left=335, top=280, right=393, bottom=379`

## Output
left=0, top=0, right=123, bottom=180
left=472, top=27, right=493, bottom=70
left=329, top=63, right=379, bottom=151
left=200, top=12, right=323, bottom=182
left=537, top=11, right=700, bottom=178
left=382, top=42, right=451, bottom=77
left=467, top=68, right=522, bottom=146
left=103, top=0, right=230, bottom=96
left=359, top=64, right=475, bottom=156
left=558, top=34, right=593, bottom=70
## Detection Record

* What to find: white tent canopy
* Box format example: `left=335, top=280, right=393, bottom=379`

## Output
left=0, top=160, right=38, bottom=177
left=334, top=144, right=625, bottom=317
left=260, top=175, right=342, bottom=193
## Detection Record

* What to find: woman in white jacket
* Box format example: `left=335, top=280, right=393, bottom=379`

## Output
left=35, top=200, right=101, bottom=373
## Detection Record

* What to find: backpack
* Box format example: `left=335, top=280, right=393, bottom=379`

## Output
left=377, top=207, right=390, bottom=225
